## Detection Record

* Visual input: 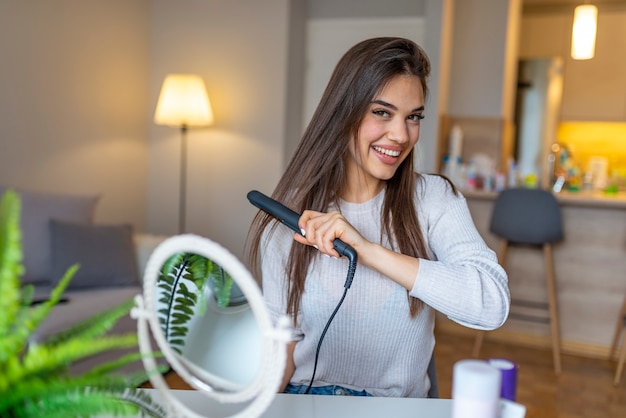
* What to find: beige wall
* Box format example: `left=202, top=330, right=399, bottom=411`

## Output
left=146, top=0, right=293, bottom=257
left=448, top=0, right=521, bottom=120
left=0, top=0, right=152, bottom=228
left=0, top=0, right=295, bottom=258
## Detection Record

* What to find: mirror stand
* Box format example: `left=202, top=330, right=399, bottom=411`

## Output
left=131, top=234, right=291, bottom=418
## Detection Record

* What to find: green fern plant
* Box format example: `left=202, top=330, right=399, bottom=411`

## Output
left=0, top=189, right=167, bottom=417
left=156, top=252, right=234, bottom=354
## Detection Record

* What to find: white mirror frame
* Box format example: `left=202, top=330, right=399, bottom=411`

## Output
left=131, top=234, right=291, bottom=418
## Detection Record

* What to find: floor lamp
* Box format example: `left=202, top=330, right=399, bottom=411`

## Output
left=154, top=74, right=214, bottom=233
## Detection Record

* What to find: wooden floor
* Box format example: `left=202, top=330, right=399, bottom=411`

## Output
left=149, top=329, right=626, bottom=417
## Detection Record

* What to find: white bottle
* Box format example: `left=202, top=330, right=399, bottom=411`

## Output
left=507, top=159, right=518, bottom=188
left=452, top=360, right=501, bottom=418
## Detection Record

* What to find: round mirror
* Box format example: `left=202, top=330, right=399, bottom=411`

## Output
left=132, top=234, right=290, bottom=418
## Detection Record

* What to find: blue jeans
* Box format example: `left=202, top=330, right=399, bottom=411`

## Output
left=285, top=383, right=372, bottom=396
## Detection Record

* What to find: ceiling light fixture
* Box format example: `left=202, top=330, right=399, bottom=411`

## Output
left=571, top=3, right=598, bottom=60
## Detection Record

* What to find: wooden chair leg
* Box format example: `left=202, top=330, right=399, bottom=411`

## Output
left=544, top=243, right=562, bottom=375
left=496, top=240, right=508, bottom=266
left=615, top=334, right=626, bottom=385
left=473, top=331, right=485, bottom=358
left=610, top=294, right=626, bottom=359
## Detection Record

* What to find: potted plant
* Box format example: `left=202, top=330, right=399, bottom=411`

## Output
left=0, top=189, right=166, bottom=417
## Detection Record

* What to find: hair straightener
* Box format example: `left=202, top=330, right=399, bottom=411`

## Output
left=247, top=190, right=357, bottom=288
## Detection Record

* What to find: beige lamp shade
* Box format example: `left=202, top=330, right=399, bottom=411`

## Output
left=571, top=4, right=598, bottom=60
left=154, top=74, right=214, bottom=127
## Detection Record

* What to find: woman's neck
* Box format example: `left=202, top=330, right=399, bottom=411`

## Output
left=340, top=177, right=385, bottom=203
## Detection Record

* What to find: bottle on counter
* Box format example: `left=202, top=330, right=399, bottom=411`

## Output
left=548, top=142, right=566, bottom=188
left=494, top=172, right=506, bottom=192
left=465, top=160, right=477, bottom=191
left=507, top=159, right=519, bottom=188
left=483, top=169, right=495, bottom=191
left=566, top=164, right=582, bottom=192
left=442, top=154, right=464, bottom=188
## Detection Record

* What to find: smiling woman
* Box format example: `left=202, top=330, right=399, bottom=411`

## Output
left=345, top=74, right=425, bottom=198
left=246, top=37, right=510, bottom=399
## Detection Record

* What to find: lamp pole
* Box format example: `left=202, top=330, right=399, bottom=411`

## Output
left=153, top=74, right=214, bottom=234
left=179, top=124, right=188, bottom=234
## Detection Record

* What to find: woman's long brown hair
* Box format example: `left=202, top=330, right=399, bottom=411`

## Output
left=246, top=37, right=435, bottom=326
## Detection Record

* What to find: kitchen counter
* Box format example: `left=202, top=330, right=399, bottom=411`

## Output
left=554, top=190, right=626, bottom=209
left=463, top=188, right=626, bottom=209
left=450, top=188, right=626, bottom=359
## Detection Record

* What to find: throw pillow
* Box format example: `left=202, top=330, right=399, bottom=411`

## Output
left=0, top=186, right=99, bottom=284
left=49, top=220, right=139, bottom=289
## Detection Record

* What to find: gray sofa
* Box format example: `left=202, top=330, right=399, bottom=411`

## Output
left=0, top=186, right=167, bottom=375
left=32, top=233, right=167, bottom=375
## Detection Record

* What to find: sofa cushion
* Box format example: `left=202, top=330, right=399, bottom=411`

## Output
left=0, top=186, right=99, bottom=284
left=50, top=220, right=139, bottom=289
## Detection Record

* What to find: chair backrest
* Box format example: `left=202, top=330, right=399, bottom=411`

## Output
left=489, top=188, right=564, bottom=245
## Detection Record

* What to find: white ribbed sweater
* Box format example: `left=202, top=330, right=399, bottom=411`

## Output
left=260, top=174, right=510, bottom=397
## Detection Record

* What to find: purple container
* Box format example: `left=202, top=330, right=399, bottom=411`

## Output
left=488, top=358, right=518, bottom=401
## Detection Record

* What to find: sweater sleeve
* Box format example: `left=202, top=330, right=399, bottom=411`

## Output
left=409, top=177, right=510, bottom=330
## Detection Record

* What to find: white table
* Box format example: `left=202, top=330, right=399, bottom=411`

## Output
left=261, top=393, right=451, bottom=418
left=142, top=389, right=452, bottom=418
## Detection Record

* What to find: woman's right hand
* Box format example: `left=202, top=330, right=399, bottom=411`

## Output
left=295, top=209, right=420, bottom=291
left=294, top=210, right=366, bottom=259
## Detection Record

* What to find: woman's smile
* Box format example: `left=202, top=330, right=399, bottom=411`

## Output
left=373, top=146, right=402, bottom=158
left=372, top=145, right=403, bottom=165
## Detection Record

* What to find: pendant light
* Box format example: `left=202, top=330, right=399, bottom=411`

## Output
left=571, top=3, right=598, bottom=60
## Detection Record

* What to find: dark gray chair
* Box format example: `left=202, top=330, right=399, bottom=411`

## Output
left=472, top=187, right=564, bottom=374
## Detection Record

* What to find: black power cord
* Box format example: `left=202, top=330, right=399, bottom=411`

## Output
left=244, top=190, right=359, bottom=394
left=304, top=250, right=357, bottom=394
